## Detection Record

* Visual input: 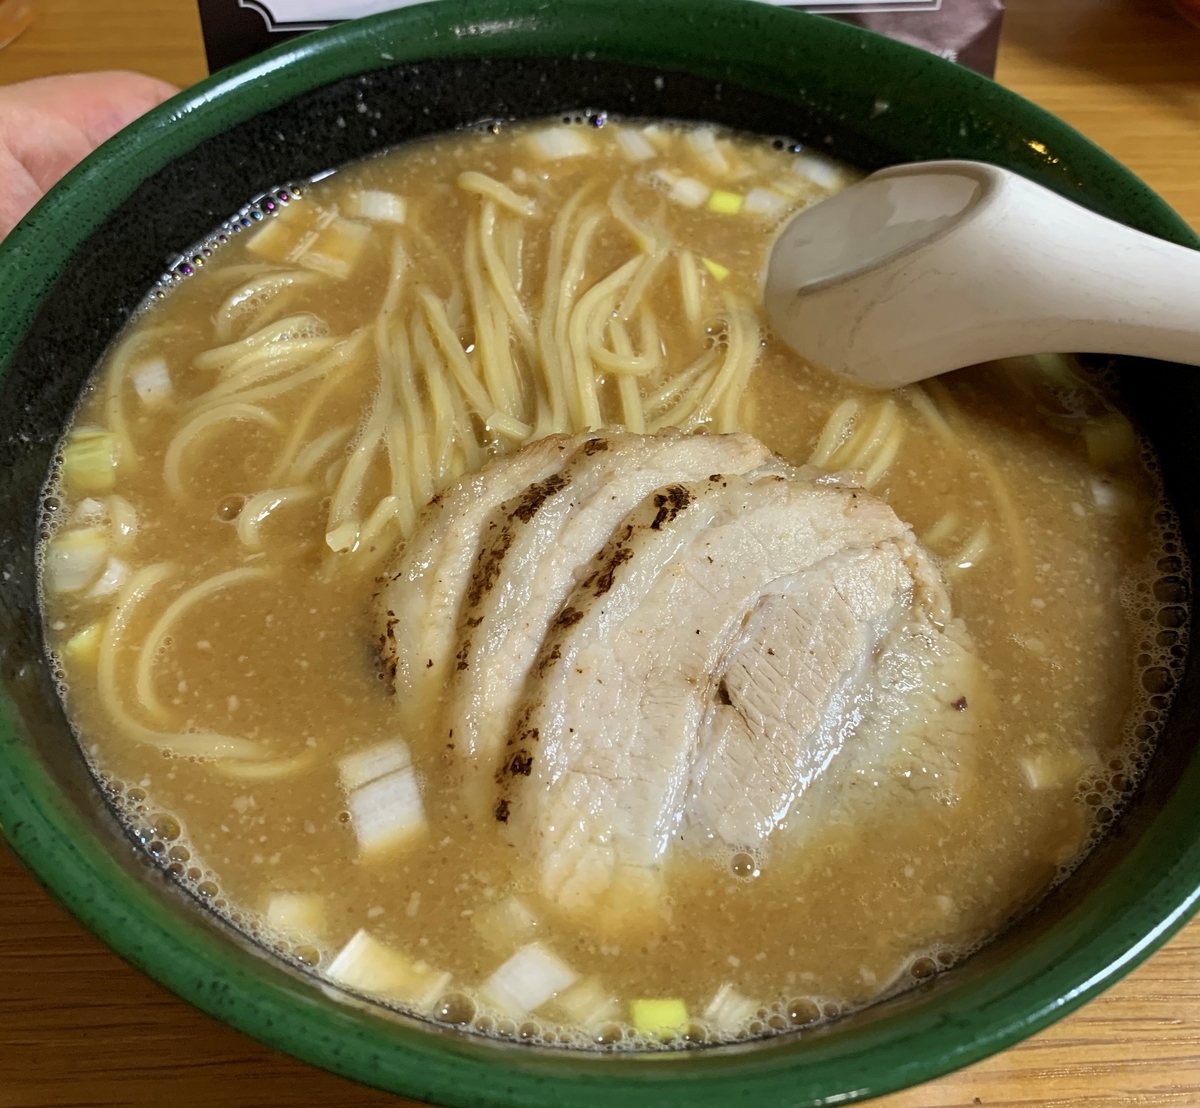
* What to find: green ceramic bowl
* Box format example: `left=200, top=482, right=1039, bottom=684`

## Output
left=2, top=1, right=1199, bottom=1103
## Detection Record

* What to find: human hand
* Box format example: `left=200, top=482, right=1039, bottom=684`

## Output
left=0, top=71, right=177, bottom=240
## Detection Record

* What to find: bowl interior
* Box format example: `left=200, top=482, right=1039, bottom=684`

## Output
left=2, top=4, right=1200, bottom=1106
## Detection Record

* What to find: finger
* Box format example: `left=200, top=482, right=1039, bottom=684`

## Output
left=0, top=71, right=179, bottom=193
left=0, top=142, right=47, bottom=240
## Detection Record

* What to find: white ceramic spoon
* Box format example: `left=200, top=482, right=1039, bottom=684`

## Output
left=763, top=160, right=1200, bottom=388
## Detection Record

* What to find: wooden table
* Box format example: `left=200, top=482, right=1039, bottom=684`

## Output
left=2, top=1, right=1200, bottom=1104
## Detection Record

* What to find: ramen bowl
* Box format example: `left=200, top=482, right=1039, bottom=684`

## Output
left=2, top=1, right=1199, bottom=1103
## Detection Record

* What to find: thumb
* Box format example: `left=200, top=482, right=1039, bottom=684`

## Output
left=0, top=71, right=179, bottom=193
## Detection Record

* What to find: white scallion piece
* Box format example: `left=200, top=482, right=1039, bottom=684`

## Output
left=686, top=127, right=729, bottom=175
left=770, top=173, right=809, bottom=202
left=1020, top=749, right=1087, bottom=790
left=703, top=983, right=758, bottom=1033
left=668, top=176, right=710, bottom=209
left=344, top=189, right=407, bottom=225
left=614, top=128, right=656, bottom=163
left=299, top=216, right=372, bottom=280
left=742, top=187, right=789, bottom=221
left=472, top=895, right=538, bottom=951
left=479, top=942, right=578, bottom=1018
left=267, top=892, right=326, bottom=936
left=342, top=738, right=427, bottom=857
left=555, top=976, right=620, bottom=1029
left=73, top=498, right=107, bottom=525
left=326, top=929, right=450, bottom=1010
left=62, top=429, right=118, bottom=494
left=640, top=123, right=670, bottom=151
left=63, top=620, right=103, bottom=666
left=1089, top=475, right=1134, bottom=514
left=131, top=356, right=173, bottom=408
left=338, top=739, right=412, bottom=791
left=1083, top=412, right=1138, bottom=468
left=527, top=126, right=594, bottom=162
left=792, top=153, right=845, bottom=191
left=85, top=557, right=130, bottom=599
left=44, top=527, right=108, bottom=595
left=107, top=495, right=138, bottom=548
left=246, top=200, right=325, bottom=264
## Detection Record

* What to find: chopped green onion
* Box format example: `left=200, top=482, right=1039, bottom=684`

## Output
left=668, top=176, right=710, bottom=209
left=614, top=128, right=656, bottom=163
left=473, top=895, right=538, bottom=951
left=555, top=976, right=620, bottom=1029
left=479, top=942, right=577, bottom=1017
left=338, top=739, right=412, bottom=791
left=703, top=983, right=757, bottom=1033
left=630, top=998, right=689, bottom=1039
left=63, top=620, right=104, bottom=666
left=44, top=527, right=108, bottom=594
left=742, top=187, right=788, bottom=221
left=85, top=556, right=130, bottom=599
left=707, top=190, right=743, bottom=215
left=1021, top=749, right=1087, bottom=790
left=267, top=892, right=326, bottom=937
left=62, top=429, right=118, bottom=494
left=1083, top=412, right=1137, bottom=469
left=344, top=189, right=407, bottom=225
left=299, top=217, right=371, bottom=280
left=527, top=126, right=594, bottom=161
left=702, top=257, right=731, bottom=282
left=792, top=153, right=846, bottom=190
left=131, top=357, right=173, bottom=408
left=107, top=495, right=138, bottom=548
left=341, top=738, right=427, bottom=858
left=326, top=929, right=450, bottom=1010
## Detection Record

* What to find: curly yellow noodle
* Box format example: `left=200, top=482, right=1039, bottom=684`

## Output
left=556, top=207, right=604, bottom=427
left=537, top=186, right=590, bottom=434
left=569, top=256, right=642, bottom=429
left=99, top=565, right=264, bottom=760
left=163, top=403, right=282, bottom=500
left=135, top=566, right=272, bottom=720
left=457, top=170, right=537, bottom=217
left=479, top=199, right=537, bottom=362
left=237, top=487, right=316, bottom=548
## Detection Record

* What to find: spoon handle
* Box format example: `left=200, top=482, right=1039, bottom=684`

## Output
left=768, top=161, right=1200, bottom=388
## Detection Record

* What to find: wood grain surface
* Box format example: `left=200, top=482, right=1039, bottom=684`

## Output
left=2, top=1, right=1200, bottom=1105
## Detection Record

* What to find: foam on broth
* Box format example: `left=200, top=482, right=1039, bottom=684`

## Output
left=38, top=116, right=1187, bottom=1049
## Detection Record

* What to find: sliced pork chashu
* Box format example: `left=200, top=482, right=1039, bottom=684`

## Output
left=446, top=430, right=771, bottom=808
left=378, top=433, right=584, bottom=716
left=686, top=540, right=983, bottom=851
left=499, top=469, right=924, bottom=924
left=377, top=430, right=986, bottom=933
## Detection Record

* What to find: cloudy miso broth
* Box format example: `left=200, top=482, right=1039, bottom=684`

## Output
left=39, top=116, right=1186, bottom=1048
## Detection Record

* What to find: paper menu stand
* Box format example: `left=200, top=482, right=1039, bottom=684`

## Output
left=198, top=0, right=1003, bottom=76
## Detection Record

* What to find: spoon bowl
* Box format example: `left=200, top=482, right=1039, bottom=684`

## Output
left=765, top=160, right=1200, bottom=387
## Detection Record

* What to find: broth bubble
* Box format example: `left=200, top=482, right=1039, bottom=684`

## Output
left=730, top=852, right=759, bottom=878
left=436, top=993, right=476, bottom=1025
left=151, top=813, right=181, bottom=841
left=787, top=998, right=821, bottom=1026
left=594, top=1023, right=623, bottom=1045
left=910, top=957, right=937, bottom=980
